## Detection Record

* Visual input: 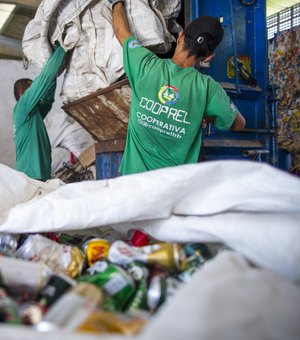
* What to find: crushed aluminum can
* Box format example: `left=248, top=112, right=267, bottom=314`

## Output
left=108, top=240, right=147, bottom=266
left=0, top=287, right=22, bottom=324
left=127, top=279, right=148, bottom=312
left=58, top=233, right=84, bottom=246
left=40, top=233, right=59, bottom=243
left=146, top=272, right=167, bottom=312
left=127, top=229, right=149, bottom=247
left=82, top=238, right=111, bottom=266
left=16, top=234, right=85, bottom=278
left=177, top=258, right=200, bottom=282
left=76, top=310, right=146, bottom=335
left=103, top=295, right=117, bottom=312
left=78, top=260, right=135, bottom=311
left=0, top=245, right=15, bottom=258
left=146, top=273, right=181, bottom=312
left=183, top=243, right=212, bottom=260
left=177, top=243, right=212, bottom=282
left=0, top=234, right=18, bottom=257
left=37, top=274, right=76, bottom=309
left=108, top=241, right=186, bottom=272
left=0, top=234, right=18, bottom=251
left=40, top=282, right=103, bottom=331
left=126, top=261, right=149, bottom=282
left=146, top=243, right=187, bottom=272
left=19, top=301, right=44, bottom=325
left=0, top=256, right=52, bottom=296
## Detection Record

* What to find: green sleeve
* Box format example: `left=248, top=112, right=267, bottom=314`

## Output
left=14, top=46, right=65, bottom=127
left=204, top=78, right=238, bottom=130
left=123, top=36, right=158, bottom=87
left=39, top=79, right=57, bottom=119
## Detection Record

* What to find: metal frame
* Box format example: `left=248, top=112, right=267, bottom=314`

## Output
left=267, top=3, right=300, bottom=39
left=189, top=0, right=285, bottom=167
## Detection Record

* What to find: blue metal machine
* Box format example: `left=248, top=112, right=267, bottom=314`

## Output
left=188, top=0, right=289, bottom=169
left=91, top=0, right=289, bottom=180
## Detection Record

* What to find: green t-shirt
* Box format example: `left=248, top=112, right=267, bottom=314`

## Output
left=119, top=37, right=238, bottom=175
left=13, top=46, right=65, bottom=181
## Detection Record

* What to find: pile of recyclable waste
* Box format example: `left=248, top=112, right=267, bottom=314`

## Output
left=0, top=229, right=218, bottom=335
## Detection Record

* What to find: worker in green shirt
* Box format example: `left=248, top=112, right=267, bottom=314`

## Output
left=110, top=1, right=246, bottom=175
left=13, top=45, right=66, bottom=181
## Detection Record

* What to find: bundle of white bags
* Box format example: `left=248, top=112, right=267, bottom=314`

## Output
left=22, top=0, right=182, bottom=103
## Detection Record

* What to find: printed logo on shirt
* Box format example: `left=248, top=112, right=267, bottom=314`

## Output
left=158, top=85, right=179, bottom=106
left=128, top=40, right=141, bottom=49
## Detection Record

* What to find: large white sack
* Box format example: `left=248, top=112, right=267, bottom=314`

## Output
left=0, top=164, right=62, bottom=213
left=0, top=160, right=300, bottom=282
left=23, top=0, right=177, bottom=65
left=22, top=0, right=95, bottom=68
left=138, top=251, right=300, bottom=340
left=45, top=109, right=94, bottom=159
left=61, top=0, right=179, bottom=102
left=0, top=251, right=299, bottom=340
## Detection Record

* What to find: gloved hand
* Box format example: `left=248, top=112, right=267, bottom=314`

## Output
left=108, top=0, right=124, bottom=7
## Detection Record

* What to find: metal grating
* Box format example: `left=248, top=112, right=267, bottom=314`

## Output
left=267, top=3, right=300, bottom=39
left=293, top=3, right=300, bottom=26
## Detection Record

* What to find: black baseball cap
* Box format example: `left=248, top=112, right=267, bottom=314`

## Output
left=184, top=16, right=224, bottom=53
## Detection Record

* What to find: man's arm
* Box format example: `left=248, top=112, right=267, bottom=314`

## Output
left=204, top=111, right=245, bottom=131
left=230, top=111, right=246, bottom=131
left=38, top=79, right=57, bottom=119
left=15, top=46, right=65, bottom=119
left=204, top=79, right=247, bottom=132
left=111, top=1, right=131, bottom=46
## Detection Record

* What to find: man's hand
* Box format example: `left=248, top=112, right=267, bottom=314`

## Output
left=57, top=50, right=72, bottom=77
left=109, top=0, right=124, bottom=7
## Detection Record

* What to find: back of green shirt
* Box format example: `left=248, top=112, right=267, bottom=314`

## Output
left=119, top=37, right=238, bottom=175
left=13, top=46, right=65, bottom=181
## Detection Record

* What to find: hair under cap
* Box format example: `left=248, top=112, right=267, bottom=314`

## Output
left=184, top=15, right=224, bottom=53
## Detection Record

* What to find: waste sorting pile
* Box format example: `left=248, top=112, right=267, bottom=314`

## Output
left=0, top=230, right=220, bottom=336
left=0, top=161, right=300, bottom=338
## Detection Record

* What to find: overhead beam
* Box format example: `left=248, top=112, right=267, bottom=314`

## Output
left=0, top=34, right=22, bottom=58
left=266, top=0, right=300, bottom=16
left=0, top=0, right=40, bottom=9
